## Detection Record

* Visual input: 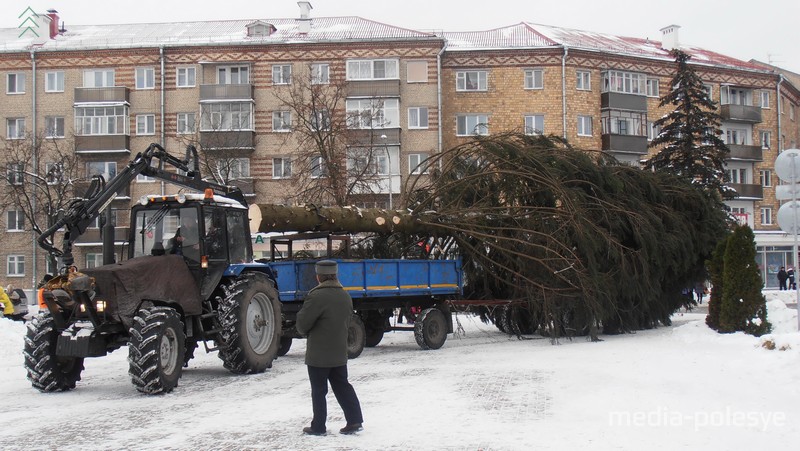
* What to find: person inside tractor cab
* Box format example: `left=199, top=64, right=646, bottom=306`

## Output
left=169, top=212, right=200, bottom=263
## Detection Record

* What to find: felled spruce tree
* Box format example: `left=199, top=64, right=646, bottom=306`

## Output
left=718, top=225, right=770, bottom=335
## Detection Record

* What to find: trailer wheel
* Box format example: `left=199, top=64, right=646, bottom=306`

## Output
left=218, top=272, right=281, bottom=374
left=276, top=337, right=292, bottom=357
left=128, top=306, right=185, bottom=394
left=365, top=328, right=384, bottom=347
left=23, top=312, right=85, bottom=392
left=414, top=308, right=448, bottom=350
left=364, top=311, right=385, bottom=347
left=347, top=314, right=366, bottom=359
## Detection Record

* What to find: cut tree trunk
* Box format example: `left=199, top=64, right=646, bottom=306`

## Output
left=249, top=204, right=433, bottom=234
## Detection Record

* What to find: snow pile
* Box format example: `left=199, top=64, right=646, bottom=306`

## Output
left=0, top=318, right=26, bottom=359
left=759, top=297, right=800, bottom=351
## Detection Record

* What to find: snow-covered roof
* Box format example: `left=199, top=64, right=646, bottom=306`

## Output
left=444, top=22, right=769, bottom=73
left=0, top=16, right=440, bottom=53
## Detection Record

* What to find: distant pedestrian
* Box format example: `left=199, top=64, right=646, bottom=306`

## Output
left=778, top=266, right=788, bottom=290
left=694, top=283, right=705, bottom=304
left=789, top=267, right=796, bottom=290
left=296, top=260, right=364, bottom=436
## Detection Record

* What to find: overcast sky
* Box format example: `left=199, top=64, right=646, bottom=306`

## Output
left=2, top=0, right=798, bottom=73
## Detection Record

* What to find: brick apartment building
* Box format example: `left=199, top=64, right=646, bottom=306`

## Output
left=1, top=3, right=798, bottom=295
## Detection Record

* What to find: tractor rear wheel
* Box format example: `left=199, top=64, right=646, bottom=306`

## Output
left=128, top=306, right=185, bottom=394
left=218, top=273, right=281, bottom=374
left=24, top=312, right=84, bottom=392
left=414, top=308, right=448, bottom=350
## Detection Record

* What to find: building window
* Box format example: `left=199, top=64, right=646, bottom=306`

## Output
left=177, top=67, right=196, bottom=87
left=135, top=67, right=155, bottom=90
left=456, top=114, right=489, bottom=136
left=6, top=118, right=25, bottom=139
left=761, top=208, right=773, bottom=226
left=409, top=153, right=429, bottom=175
left=6, top=163, right=24, bottom=185
left=703, top=84, right=713, bottom=100
left=7, top=255, right=24, bottom=276
left=45, top=162, right=64, bottom=185
left=725, top=127, right=750, bottom=146
left=346, top=59, right=399, bottom=80
left=456, top=71, right=488, bottom=91
left=524, top=69, right=544, bottom=90
left=727, top=168, right=748, bottom=184
left=408, top=107, right=429, bottom=129
left=602, top=110, right=646, bottom=136
left=311, top=109, right=331, bottom=131
left=87, top=162, right=117, bottom=182
left=83, top=69, right=115, bottom=88
left=75, top=106, right=129, bottom=135
left=136, top=114, right=155, bottom=135
left=346, top=98, right=399, bottom=129
left=44, top=116, right=65, bottom=138
left=602, top=70, right=645, bottom=95
left=647, top=122, right=662, bottom=141
left=761, top=91, right=770, bottom=109
left=577, top=115, right=593, bottom=136
left=760, top=170, right=772, bottom=188
left=761, top=130, right=771, bottom=149
left=6, top=73, right=25, bottom=94
left=45, top=71, right=64, bottom=92
left=86, top=253, right=103, bottom=269
left=272, top=111, right=292, bottom=132
left=311, top=156, right=327, bottom=178
left=311, top=63, right=329, bottom=84
left=524, top=115, right=544, bottom=135
left=407, top=61, right=428, bottom=83
left=272, top=65, right=292, bottom=85
left=137, top=173, right=155, bottom=183
left=6, top=210, right=24, bottom=231
left=201, top=102, right=253, bottom=131
left=720, top=86, right=753, bottom=106
left=576, top=70, right=591, bottom=91
left=791, top=105, right=796, bottom=121
left=223, top=158, right=250, bottom=179
left=646, top=78, right=660, bottom=97
left=218, top=65, right=249, bottom=84
left=177, top=113, right=196, bottom=134
left=272, top=158, right=292, bottom=179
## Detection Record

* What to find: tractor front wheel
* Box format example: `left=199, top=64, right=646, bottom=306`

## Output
left=128, top=306, right=185, bottom=394
left=24, top=313, right=84, bottom=392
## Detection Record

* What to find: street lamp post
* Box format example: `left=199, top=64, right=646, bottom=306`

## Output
left=774, top=148, right=800, bottom=331
left=380, top=134, right=392, bottom=210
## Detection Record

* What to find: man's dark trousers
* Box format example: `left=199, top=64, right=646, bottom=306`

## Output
left=308, top=365, right=363, bottom=431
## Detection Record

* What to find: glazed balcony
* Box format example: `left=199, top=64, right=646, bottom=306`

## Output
left=199, top=84, right=254, bottom=101
left=74, top=87, right=129, bottom=104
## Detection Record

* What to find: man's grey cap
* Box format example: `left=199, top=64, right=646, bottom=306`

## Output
left=315, top=260, right=338, bottom=275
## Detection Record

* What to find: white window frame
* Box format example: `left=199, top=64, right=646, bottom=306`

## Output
left=646, top=78, right=660, bottom=97
left=456, top=71, right=488, bottom=92
left=135, top=67, right=155, bottom=90
left=524, top=115, right=544, bottom=135
left=311, top=63, right=329, bottom=85
left=45, top=71, right=64, bottom=93
left=75, top=105, right=129, bottom=136
left=7, top=255, right=24, bottom=277
left=177, top=66, right=196, bottom=87
left=409, top=153, right=429, bottom=175
left=200, top=102, right=253, bottom=131
left=311, top=109, right=331, bottom=131
left=761, top=91, right=770, bottom=109
left=310, top=156, right=327, bottom=178
left=7, top=73, right=25, bottom=94
left=407, top=61, right=428, bottom=83
left=602, top=70, right=646, bottom=95
left=44, top=116, right=65, bottom=138
left=720, top=86, right=753, bottom=106
left=218, top=65, right=250, bottom=85
left=272, top=111, right=292, bottom=132
left=726, top=168, right=748, bottom=184
left=272, top=157, right=292, bottom=179
left=791, top=105, right=796, bottom=121
left=760, top=169, right=772, bottom=188
left=177, top=112, right=196, bottom=134
left=7, top=210, right=24, bottom=231
left=222, top=158, right=250, bottom=179
left=272, top=65, right=292, bottom=85
left=761, top=207, right=773, bottom=226
left=45, top=162, right=63, bottom=185
left=408, top=107, right=429, bottom=129
left=346, top=98, right=399, bottom=129
left=87, top=162, right=117, bottom=182
left=576, top=70, right=591, bottom=91
left=136, top=114, right=156, bottom=135
left=647, top=122, right=662, bottom=141
left=456, top=114, right=489, bottom=136
left=524, top=69, right=544, bottom=90
left=346, top=59, right=399, bottom=81
left=82, top=69, right=115, bottom=88
left=7, top=118, right=25, bottom=139
left=7, top=163, right=24, bottom=185
left=761, top=130, right=771, bottom=149
left=85, top=253, right=103, bottom=269
left=577, top=115, right=593, bottom=136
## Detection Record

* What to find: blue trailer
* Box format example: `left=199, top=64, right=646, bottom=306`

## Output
left=260, top=258, right=463, bottom=357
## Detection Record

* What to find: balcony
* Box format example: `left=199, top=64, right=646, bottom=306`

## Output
left=347, top=79, right=401, bottom=97
left=75, top=135, right=130, bottom=154
left=601, top=134, right=648, bottom=154
left=727, top=144, right=763, bottom=162
left=199, top=84, right=254, bottom=101
left=347, top=128, right=401, bottom=147
left=199, top=130, right=255, bottom=149
left=74, top=87, right=129, bottom=104
left=720, top=104, right=762, bottom=123
left=728, top=183, right=763, bottom=200
left=74, top=227, right=131, bottom=245
left=601, top=92, right=647, bottom=111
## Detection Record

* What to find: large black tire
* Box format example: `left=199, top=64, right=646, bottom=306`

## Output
left=347, top=314, right=366, bottom=359
left=364, top=311, right=385, bottom=348
left=23, top=312, right=85, bottom=392
left=414, top=308, right=448, bottom=350
left=217, top=273, right=281, bottom=374
left=276, top=337, right=292, bottom=357
left=494, top=306, right=509, bottom=334
left=365, top=328, right=384, bottom=348
left=128, top=306, right=185, bottom=394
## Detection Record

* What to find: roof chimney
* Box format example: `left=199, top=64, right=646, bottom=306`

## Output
left=659, top=24, right=680, bottom=51
left=297, top=2, right=313, bottom=34
left=46, top=9, right=61, bottom=39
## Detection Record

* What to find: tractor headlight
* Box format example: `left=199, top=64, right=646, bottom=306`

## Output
left=78, top=300, right=107, bottom=313
left=139, top=195, right=150, bottom=205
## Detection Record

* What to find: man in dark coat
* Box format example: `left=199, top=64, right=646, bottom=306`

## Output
left=296, top=260, right=364, bottom=436
left=778, top=266, right=788, bottom=290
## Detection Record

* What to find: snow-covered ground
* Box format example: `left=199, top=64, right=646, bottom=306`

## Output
left=1, top=294, right=797, bottom=451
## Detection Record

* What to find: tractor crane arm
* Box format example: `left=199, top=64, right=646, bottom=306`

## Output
left=37, top=143, right=245, bottom=268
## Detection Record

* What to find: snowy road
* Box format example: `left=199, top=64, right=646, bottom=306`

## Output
left=1, top=301, right=798, bottom=451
